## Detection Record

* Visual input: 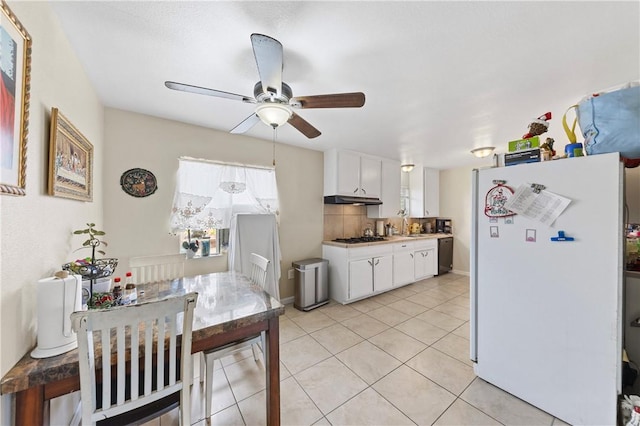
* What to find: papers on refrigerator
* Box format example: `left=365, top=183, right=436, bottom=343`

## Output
left=503, top=184, right=571, bottom=226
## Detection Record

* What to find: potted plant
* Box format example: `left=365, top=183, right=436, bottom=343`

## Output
left=73, top=222, right=107, bottom=263
left=182, top=229, right=200, bottom=258
left=63, top=223, right=118, bottom=304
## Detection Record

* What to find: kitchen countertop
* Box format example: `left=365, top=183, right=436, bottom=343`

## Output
left=323, top=233, right=453, bottom=248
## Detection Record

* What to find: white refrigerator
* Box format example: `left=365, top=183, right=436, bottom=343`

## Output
left=471, top=152, right=624, bottom=425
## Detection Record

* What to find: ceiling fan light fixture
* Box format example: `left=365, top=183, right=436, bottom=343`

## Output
left=256, top=103, right=292, bottom=128
left=401, top=164, right=415, bottom=173
left=471, top=146, right=495, bottom=158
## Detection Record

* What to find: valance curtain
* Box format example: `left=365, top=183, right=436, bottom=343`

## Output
left=170, top=158, right=279, bottom=231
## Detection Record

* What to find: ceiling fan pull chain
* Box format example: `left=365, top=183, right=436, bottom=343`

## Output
left=272, top=127, right=277, bottom=166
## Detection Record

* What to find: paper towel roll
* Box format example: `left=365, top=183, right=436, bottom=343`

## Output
left=31, top=274, right=82, bottom=358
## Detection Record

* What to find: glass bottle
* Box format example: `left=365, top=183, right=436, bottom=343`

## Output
left=124, top=271, right=137, bottom=304
left=112, top=277, right=122, bottom=304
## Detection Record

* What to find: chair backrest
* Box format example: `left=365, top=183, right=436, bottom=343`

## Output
left=129, top=254, right=185, bottom=284
left=249, top=253, right=270, bottom=290
left=71, top=292, right=198, bottom=426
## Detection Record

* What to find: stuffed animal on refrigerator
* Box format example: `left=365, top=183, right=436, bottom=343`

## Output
left=523, top=112, right=552, bottom=139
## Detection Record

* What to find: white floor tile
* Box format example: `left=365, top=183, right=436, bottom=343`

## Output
left=368, top=327, right=427, bottom=363
left=394, top=317, right=448, bottom=345
left=295, top=357, right=367, bottom=415
left=336, top=340, right=402, bottom=385
left=280, top=335, right=332, bottom=374
left=461, top=378, right=554, bottom=425
left=310, top=323, right=363, bottom=354
left=406, top=347, right=476, bottom=395
left=434, top=398, right=501, bottom=426
left=326, top=387, right=414, bottom=425
left=373, top=365, right=456, bottom=425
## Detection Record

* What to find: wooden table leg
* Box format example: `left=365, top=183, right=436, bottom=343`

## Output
left=265, top=316, right=280, bottom=426
left=15, top=385, right=44, bottom=425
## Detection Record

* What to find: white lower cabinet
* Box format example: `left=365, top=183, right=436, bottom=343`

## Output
left=349, top=255, right=392, bottom=299
left=349, top=258, right=374, bottom=299
left=414, top=248, right=436, bottom=280
left=323, top=238, right=439, bottom=304
left=414, top=239, right=438, bottom=280
left=393, top=242, right=415, bottom=286
left=372, top=255, right=393, bottom=292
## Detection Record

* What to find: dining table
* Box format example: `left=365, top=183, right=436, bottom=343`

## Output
left=0, top=271, right=285, bottom=425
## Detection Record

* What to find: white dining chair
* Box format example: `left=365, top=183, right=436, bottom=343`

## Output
left=129, top=254, right=185, bottom=284
left=71, top=292, right=198, bottom=426
left=201, top=253, right=270, bottom=418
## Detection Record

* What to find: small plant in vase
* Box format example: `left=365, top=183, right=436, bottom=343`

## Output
left=182, top=229, right=200, bottom=258
left=63, top=223, right=118, bottom=305
left=73, top=222, right=107, bottom=263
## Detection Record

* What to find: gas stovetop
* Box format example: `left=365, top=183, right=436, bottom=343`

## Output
left=332, top=236, right=387, bottom=244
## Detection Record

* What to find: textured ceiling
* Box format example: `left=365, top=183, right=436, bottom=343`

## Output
left=50, top=1, right=639, bottom=169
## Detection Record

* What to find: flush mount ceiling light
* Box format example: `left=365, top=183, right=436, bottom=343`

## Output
left=401, top=164, right=415, bottom=173
left=470, top=147, right=495, bottom=158
left=255, top=103, right=292, bottom=128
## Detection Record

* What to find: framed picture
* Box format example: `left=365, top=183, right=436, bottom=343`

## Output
left=48, top=108, right=93, bottom=201
left=1, top=1, right=32, bottom=196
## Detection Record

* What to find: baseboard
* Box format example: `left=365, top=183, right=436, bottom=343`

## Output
left=452, top=269, right=470, bottom=276
left=280, top=296, right=294, bottom=305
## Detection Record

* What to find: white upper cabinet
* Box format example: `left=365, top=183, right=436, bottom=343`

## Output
left=324, top=149, right=381, bottom=198
left=368, top=159, right=401, bottom=219
left=409, top=166, right=440, bottom=217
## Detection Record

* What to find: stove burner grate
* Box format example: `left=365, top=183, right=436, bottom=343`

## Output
left=332, top=236, right=387, bottom=244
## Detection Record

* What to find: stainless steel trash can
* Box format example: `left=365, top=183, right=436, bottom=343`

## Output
left=293, top=258, right=329, bottom=311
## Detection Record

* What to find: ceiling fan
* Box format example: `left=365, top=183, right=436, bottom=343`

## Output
left=165, top=33, right=365, bottom=139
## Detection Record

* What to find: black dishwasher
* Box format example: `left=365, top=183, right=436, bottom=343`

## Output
left=437, top=237, right=453, bottom=275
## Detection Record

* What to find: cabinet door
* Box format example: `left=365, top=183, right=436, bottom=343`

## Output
left=349, top=258, right=374, bottom=300
left=360, top=156, right=382, bottom=198
left=409, top=167, right=440, bottom=217
left=422, top=248, right=436, bottom=277
left=423, top=168, right=440, bottom=217
left=393, top=251, right=415, bottom=286
left=373, top=255, right=393, bottom=292
left=368, top=159, right=401, bottom=219
left=415, top=248, right=436, bottom=279
left=337, top=151, right=361, bottom=195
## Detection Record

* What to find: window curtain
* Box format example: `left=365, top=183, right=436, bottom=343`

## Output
left=170, top=158, right=279, bottom=232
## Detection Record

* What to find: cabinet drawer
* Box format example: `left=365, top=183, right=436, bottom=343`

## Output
left=414, top=239, right=437, bottom=250
left=393, top=241, right=416, bottom=253
left=348, top=245, right=391, bottom=259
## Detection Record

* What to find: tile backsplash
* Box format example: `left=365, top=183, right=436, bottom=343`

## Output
left=323, top=205, right=405, bottom=240
left=323, top=205, right=439, bottom=241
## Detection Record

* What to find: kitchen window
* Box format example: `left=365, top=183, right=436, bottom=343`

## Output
left=171, top=157, right=279, bottom=256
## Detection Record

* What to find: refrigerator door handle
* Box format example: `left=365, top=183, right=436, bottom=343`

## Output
left=470, top=169, right=479, bottom=363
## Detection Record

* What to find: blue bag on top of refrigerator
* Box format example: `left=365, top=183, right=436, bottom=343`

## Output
left=568, top=82, right=640, bottom=159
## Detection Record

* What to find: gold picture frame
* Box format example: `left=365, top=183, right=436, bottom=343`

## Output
left=48, top=108, right=93, bottom=201
left=1, top=1, right=32, bottom=196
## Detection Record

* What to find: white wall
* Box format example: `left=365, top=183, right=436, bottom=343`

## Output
left=103, top=109, right=325, bottom=300
left=439, top=165, right=475, bottom=275
left=0, top=2, right=104, bottom=423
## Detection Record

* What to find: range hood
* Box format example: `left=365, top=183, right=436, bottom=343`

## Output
left=323, top=195, right=382, bottom=205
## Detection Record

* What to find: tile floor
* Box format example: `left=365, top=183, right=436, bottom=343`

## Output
left=145, top=273, right=570, bottom=425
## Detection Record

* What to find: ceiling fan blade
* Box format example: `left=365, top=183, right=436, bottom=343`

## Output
left=230, top=113, right=261, bottom=134
left=250, top=34, right=283, bottom=97
left=288, top=112, right=321, bottom=139
left=165, top=81, right=255, bottom=103
left=290, top=92, right=365, bottom=109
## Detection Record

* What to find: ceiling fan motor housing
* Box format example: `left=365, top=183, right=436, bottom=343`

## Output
left=254, top=81, right=292, bottom=105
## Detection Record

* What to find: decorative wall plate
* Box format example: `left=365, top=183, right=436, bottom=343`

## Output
left=120, top=168, right=157, bottom=197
